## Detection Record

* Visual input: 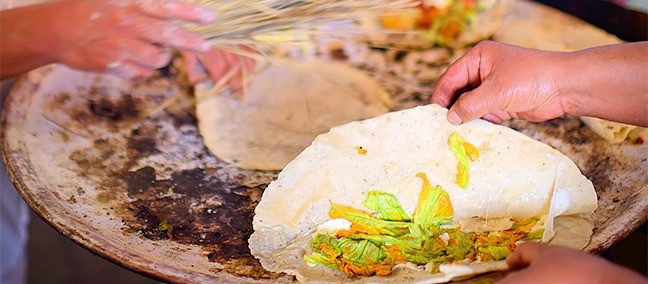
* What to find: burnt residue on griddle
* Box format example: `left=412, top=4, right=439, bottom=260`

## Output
left=88, top=94, right=141, bottom=121
left=65, top=84, right=281, bottom=278
left=583, top=156, right=613, bottom=195
left=210, top=258, right=283, bottom=279
left=127, top=126, right=160, bottom=159
left=508, top=117, right=596, bottom=149
left=120, top=165, right=281, bottom=279
left=48, top=86, right=153, bottom=136
left=561, top=119, right=593, bottom=145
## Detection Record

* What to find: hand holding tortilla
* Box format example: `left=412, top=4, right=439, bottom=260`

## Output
left=249, top=104, right=597, bottom=282
left=431, top=41, right=648, bottom=128
left=0, top=0, right=217, bottom=80
left=498, top=243, right=646, bottom=284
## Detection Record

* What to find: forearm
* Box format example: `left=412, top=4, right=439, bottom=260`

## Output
left=558, top=42, right=648, bottom=126
left=0, top=3, right=60, bottom=80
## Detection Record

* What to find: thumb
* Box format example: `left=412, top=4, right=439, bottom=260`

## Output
left=447, top=82, right=504, bottom=125
left=182, top=52, right=208, bottom=84
left=506, top=242, right=545, bottom=270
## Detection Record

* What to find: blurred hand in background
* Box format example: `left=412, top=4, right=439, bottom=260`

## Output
left=1, top=0, right=215, bottom=80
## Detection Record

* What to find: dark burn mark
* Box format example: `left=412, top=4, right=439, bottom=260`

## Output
left=167, top=107, right=197, bottom=128
left=583, top=156, right=612, bottom=193
left=128, top=127, right=160, bottom=158
left=88, top=94, right=140, bottom=121
left=120, top=166, right=279, bottom=280
left=69, top=116, right=278, bottom=279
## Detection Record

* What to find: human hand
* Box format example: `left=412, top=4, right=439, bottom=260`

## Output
left=47, top=0, right=217, bottom=79
left=497, top=243, right=646, bottom=284
left=431, top=40, right=570, bottom=125
left=181, top=47, right=256, bottom=91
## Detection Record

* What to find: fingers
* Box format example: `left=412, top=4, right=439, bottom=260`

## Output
left=135, top=0, right=217, bottom=24
left=197, top=49, right=251, bottom=88
left=100, top=38, right=170, bottom=79
left=104, top=61, right=154, bottom=80
left=482, top=113, right=503, bottom=124
left=493, top=243, right=547, bottom=284
left=506, top=242, right=545, bottom=270
left=446, top=79, right=508, bottom=125
left=430, top=46, right=484, bottom=107
left=482, top=110, right=513, bottom=124
left=198, top=49, right=229, bottom=83
left=132, top=16, right=211, bottom=53
left=220, top=51, right=247, bottom=87
left=119, top=39, right=172, bottom=69
left=98, top=40, right=168, bottom=79
left=183, top=52, right=209, bottom=84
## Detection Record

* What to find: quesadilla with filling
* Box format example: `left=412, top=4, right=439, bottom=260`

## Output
left=249, top=104, right=597, bottom=282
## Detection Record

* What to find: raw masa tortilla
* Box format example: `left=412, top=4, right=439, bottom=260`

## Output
left=249, top=104, right=597, bottom=282
left=195, top=59, right=392, bottom=170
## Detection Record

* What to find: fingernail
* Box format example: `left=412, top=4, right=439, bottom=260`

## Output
left=197, top=8, right=217, bottom=24
left=448, top=111, right=463, bottom=125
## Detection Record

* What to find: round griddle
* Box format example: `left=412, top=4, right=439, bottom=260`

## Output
left=2, top=1, right=647, bottom=283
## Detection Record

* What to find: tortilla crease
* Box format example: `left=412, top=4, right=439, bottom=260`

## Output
left=249, top=105, right=597, bottom=282
left=195, top=59, right=392, bottom=171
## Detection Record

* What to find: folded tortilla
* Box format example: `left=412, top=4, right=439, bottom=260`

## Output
left=249, top=104, right=597, bottom=282
left=580, top=117, right=647, bottom=144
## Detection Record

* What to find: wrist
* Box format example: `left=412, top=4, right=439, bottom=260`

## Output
left=0, top=4, right=60, bottom=79
left=554, top=51, right=590, bottom=118
left=552, top=43, right=648, bottom=126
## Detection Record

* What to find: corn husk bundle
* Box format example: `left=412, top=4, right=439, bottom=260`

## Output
left=188, top=0, right=418, bottom=51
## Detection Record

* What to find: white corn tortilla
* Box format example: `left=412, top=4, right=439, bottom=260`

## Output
left=249, top=104, right=597, bottom=282
left=195, top=59, right=392, bottom=170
